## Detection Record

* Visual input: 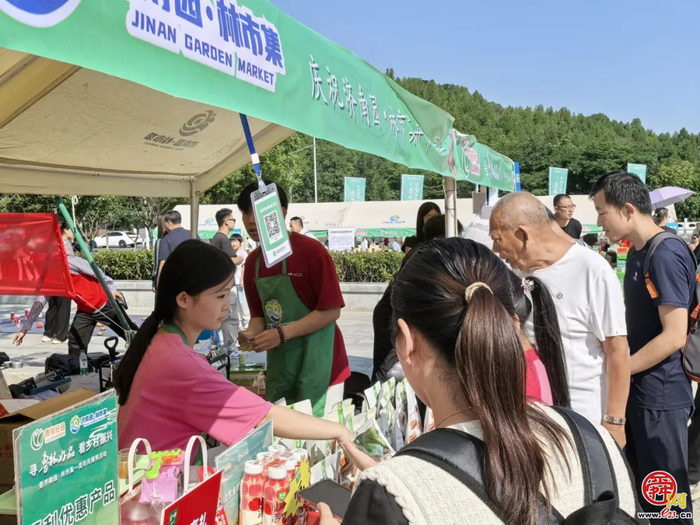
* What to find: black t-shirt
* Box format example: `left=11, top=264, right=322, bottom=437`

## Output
left=158, top=227, right=192, bottom=262
left=210, top=231, right=236, bottom=258
left=561, top=218, right=582, bottom=240
left=401, top=236, right=419, bottom=253
left=624, top=234, right=695, bottom=409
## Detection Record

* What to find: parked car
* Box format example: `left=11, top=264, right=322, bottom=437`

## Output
left=91, top=231, right=144, bottom=248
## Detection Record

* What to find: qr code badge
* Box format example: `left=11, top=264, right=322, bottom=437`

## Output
left=263, top=210, right=282, bottom=243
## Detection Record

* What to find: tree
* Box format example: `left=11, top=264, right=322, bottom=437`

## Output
left=653, top=159, right=700, bottom=220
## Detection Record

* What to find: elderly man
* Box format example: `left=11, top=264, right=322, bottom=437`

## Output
left=489, top=192, right=630, bottom=448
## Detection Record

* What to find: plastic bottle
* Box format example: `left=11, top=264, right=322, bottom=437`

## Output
left=263, top=465, right=289, bottom=525
left=240, top=460, right=264, bottom=525
left=79, top=350, right=89, bottom=376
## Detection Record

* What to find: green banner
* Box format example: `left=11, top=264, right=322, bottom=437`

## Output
left=401, top=175, right=424, bottom=201
left=0, top=0, right=515, bottom=190
left=14, top=392, right=119, bottom=525
left=627, top=163, right=647, bottom=184
left=549, top=167, right=569, bottom=195
left=344, top=177, right=366, bottom=202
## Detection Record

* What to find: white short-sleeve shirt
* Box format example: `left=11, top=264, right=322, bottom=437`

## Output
left=521, top=244, right=627, bottom=423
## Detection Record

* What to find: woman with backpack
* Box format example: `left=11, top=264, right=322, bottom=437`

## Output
left=324, top=239, right=640, bottom=525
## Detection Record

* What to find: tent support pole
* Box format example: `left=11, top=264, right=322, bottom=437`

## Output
left=54, top=197, right=132, bottom=334
left=239, top=114, right=267, bottom=194
left=445, top=178, right=457, bottom=238
left=189, top=179, right=199, bottom=240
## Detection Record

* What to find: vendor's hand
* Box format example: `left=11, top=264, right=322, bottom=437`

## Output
left=13, top=331, right=26, bottom=346
left=252, top=328, right=282, bottom=352
left=318, top=503, right=341, bottom=525
left=113, top=291, right=125, bottom=301
left=238, top=330, right=256, bottom=351
left=603, top=422, right=626, bottom=449
left=339, top=439, right=378, bottom=472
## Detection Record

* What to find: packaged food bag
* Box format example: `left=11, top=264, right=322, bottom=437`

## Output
left=353, top=419, right=395, bottom=462
left=310, top=451, right=341, bottom=485
left=423, top=407, right=435, bottom=434
left=391, top=407, right=405, bottom=452
left=379, top=377, right=396, bottom=408
left=363, top=382, right=381, bottom=410
left=404, top=382, right=422, bottom=444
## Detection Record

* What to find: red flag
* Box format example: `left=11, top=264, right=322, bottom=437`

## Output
left=0, top=213, right=75, bottom=298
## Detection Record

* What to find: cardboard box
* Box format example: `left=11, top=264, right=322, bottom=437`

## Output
left=0, top=389, right=95, bottom=485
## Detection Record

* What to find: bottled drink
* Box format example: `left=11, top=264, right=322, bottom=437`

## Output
left=79, top=350, right=89, bottom=376
left=263, top=465, right=289, bottom=525
left=240, top=461, right=264, bottom=525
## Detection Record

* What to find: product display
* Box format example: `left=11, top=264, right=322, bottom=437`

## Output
left=263, top=465, right=290, bottom=525
left=139, top=450, right=185, bottom=507
left=240, top=461, right=265, bottom=525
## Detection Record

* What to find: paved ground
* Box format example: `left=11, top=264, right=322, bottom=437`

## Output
left=0, top=304, right=373, bottom=387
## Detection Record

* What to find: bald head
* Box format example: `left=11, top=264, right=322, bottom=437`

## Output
left=492, top=192, right=549, bottom=230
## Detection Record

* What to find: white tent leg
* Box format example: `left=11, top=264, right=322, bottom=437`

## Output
left=190, top=179, right=199, bottom=240
left=445, top=177, right=457, bottom=238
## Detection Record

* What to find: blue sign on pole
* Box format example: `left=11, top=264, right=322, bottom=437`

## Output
left=514, top=162, right=521, bottom=192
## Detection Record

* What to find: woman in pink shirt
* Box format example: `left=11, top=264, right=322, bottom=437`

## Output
left=509, top=273, right=569, bottom=407
left=116, top=240, right=352, bottom=452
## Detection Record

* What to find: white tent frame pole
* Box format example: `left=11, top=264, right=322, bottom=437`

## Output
left=190, top=179, right=199, bottom=240
left=445, top=177, right=457, bottom=238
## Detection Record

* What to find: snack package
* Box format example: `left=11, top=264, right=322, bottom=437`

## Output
left=377, top=408, right=391, bottom=444
left=391, top=407, right=405, bottom=452
left=423, top=407, right=435, bottom=434
left=404, top=382, right=422, bottom=444
left=363, top=382, right=381, bottom=410
left=353, top=411, right=367, bottom=434
left=324, top=383, right=345, bottom=415
left=274, top=398, right=287, bottom=406
left=305, top=409, right=341, bottom=462
left=395, top=381, right=408, bottom=438
left=353, top=419, right=395, bottom=462
left=379, top=378, right=396, bottom=409
left=309, top=451, right=341, bottom=485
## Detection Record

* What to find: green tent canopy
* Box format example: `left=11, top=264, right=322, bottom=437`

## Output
left=0, top=0, right=515, bottom=196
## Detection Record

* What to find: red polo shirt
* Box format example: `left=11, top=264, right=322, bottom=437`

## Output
left=243, top=233, right=351, bottom=385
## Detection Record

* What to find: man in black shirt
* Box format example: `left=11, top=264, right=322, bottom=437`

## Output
left=553, top=194, right=582, bottom=239
left=211, top=208, right=244, bottom=349
left=157, top=210, right=195, bottom=285
left=592, top=171, right=694, bottom=524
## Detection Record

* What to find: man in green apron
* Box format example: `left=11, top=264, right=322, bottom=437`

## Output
left=236, top=182, right=351, bottom=417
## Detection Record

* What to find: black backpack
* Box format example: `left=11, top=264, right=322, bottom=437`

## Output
left=398, top=407, right=646, bottom=524
left=628, top=232, right=700, bottom=382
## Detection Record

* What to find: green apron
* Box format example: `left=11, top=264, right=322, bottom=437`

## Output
left=255, top=253, right=335, bottom=417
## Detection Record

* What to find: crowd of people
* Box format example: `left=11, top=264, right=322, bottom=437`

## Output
left=10, top=170, right=700, bottom=524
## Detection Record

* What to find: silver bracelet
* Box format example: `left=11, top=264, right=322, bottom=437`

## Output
left=602, top=414, right=626, bottom=426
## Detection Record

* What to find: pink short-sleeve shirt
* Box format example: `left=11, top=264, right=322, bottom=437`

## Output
left=118, top=332, right=272, bottom=451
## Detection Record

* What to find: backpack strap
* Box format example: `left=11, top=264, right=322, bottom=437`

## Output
left=396, top=427, right=565, bottom=524
left=638, top=233, right=696, bottom=299
left=397, top=411, right=628, bottom=525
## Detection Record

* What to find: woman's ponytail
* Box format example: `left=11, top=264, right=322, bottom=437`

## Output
left=529, top=276, right=570, bottom=408
left=457, top=285, right=547, bottom=525
left=114, top=312, right=162, bottom=405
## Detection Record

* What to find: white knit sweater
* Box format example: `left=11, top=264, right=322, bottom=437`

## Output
left=357, top=406, right=636, bottom=525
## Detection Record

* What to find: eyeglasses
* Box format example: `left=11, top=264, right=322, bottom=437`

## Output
left=556, top=205, right=576, bottom=210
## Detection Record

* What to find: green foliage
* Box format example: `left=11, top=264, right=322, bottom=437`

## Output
left=89, top=250, right=154, bottom=281
left=330, top=251, right=403, bottom=283
left=4, top=75, right=700, bottom=219
left=84, top=249, right=403, bottom=282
